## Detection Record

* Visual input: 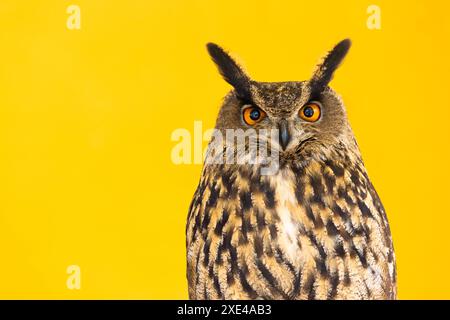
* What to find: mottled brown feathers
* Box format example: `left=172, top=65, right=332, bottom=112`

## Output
left=187, top=152, right=396, bottom=299
left=187, top=39, right=396, bottom=300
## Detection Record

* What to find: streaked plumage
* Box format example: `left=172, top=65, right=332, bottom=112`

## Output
left=186, top=40, right=396, bottom=300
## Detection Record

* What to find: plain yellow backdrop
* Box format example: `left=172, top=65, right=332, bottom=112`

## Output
left=0, top=0, right=449, bottom=299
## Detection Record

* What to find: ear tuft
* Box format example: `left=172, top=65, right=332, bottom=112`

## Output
left=309, top=39, right=351, bottom=95
left=206, top=43, right=251, bottom=100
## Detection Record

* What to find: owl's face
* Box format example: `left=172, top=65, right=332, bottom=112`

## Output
left=207, top=40, right=354, bottom=165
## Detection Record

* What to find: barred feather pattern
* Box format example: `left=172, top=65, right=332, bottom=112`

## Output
left=186, top=146, right=396, bottom=300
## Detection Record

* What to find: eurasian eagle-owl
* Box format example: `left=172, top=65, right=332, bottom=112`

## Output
left=186, top=39, right=396, bottom=300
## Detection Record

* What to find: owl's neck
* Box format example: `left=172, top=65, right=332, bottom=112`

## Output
left=202, top=139, right=366, bottom=184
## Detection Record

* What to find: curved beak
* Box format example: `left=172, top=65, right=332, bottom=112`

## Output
left=279, top=120, right=290, bottom=151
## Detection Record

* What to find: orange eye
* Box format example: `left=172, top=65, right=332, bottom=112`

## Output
left=299, top=102, right=321, bottom=122
left=243, top=106, right=266, bottom=125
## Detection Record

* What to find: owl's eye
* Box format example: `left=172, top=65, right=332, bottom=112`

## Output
left=243, top=106, right=266, bottom=125
left=299, top=102, right=321, bottom=122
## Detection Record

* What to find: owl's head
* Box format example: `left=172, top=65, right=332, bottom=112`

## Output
left=207, top=39, right=356, bottom=165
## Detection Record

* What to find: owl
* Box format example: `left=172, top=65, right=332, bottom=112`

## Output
left=186, top=39, right=396, bottom=300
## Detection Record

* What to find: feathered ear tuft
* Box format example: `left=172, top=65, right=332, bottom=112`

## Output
left=309, top=39, right=351, bottom=96
left=206, top=43, right=251, bottom=101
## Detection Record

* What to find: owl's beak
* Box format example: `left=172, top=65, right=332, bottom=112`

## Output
left=279, top=120, right=290, bottom=150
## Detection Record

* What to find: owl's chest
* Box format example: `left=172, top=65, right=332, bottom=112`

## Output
left=254, top=169, right=394, bottom=299
left=187, top=164, right=395, bottom=299
left=267, top=172, right=305, bottom=264
left=262, top=168, right=365, bottom=267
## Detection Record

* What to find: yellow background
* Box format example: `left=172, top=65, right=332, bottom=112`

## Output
left=0, top=0, right=448, bottom=299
